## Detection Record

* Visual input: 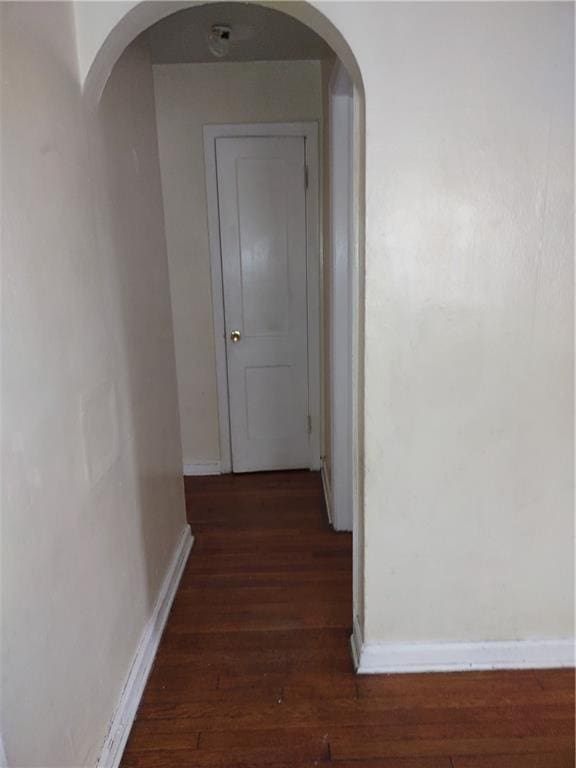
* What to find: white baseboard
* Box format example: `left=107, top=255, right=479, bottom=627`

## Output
left=97, top=525, right=193, bottom=768
left=352, top=623, right=575, bottom=674
left=183, top=461, right=221, bottom=476
left=350, top=614, right=363, bottom=670
left=320, top=461, right=333, bottom=526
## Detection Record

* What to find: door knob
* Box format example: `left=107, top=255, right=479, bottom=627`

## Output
left=230, top=330, right=241, bottom=343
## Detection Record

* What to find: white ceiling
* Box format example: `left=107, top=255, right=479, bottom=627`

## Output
left=149, top=3, right=333, bottom=64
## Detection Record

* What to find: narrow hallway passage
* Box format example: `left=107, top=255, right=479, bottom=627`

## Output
left=122, top=472, right=574, bottom=767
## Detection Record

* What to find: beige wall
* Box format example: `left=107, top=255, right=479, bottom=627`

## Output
left=152, top=60, right=323, bottom=468
left=2, top=5, right=574, bottom=764
left=320, top=0, right=574, bottom=643
left=1, top=6, right=186, bottom=766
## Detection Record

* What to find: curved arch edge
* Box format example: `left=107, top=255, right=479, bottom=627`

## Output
left=75, top=0, right=365, bottom=107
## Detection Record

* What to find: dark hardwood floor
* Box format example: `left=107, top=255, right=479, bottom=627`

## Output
left=122, top=470, right=575, bottom=767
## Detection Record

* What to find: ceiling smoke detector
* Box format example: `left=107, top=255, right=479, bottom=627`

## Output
left=208, top=24, right=232, bottom=58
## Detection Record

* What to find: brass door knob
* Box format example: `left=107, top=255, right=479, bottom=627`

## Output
left=230, top=330, right=241, bottom=343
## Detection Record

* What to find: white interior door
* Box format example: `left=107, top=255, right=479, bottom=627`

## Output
left=215, top=135, right=311, bottom=473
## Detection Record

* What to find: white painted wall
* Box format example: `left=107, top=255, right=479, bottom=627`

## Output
left=322, top=1, right=573, bottom=644
left=152, top=61, right=323, bottom=468
left=1, top=5, right=186, bottom=766
left=327, top=61, right=355, bottom=533
left=2, top=11, right=572, bottom=763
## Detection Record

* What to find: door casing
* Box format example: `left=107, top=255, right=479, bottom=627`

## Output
left=204, top=122, right=321, bottom=474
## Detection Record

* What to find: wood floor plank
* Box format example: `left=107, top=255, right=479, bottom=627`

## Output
left=142, top=668, right=218, bottom=696
left=281, top=673, right=358, bottom=701
left=192, top=711, right=571, bottom=740
left=139, top=683, right=283, bottom=713
left=124, top=749, right=330, bottom=767
left=158, top=627, right=352, bottom=654
left=331, top=732, right=574, bottom=760
left=357, top=687, right=573, bottom=710
left=172, top=585, right=352, bottom=607
left=330, top=761, right=452, bottom=768
left=165, top=601, right=351, bottom=633
left=122, top=724, right=200, bottom=752
left=121, top=472, right=576, bottom=768
left=451, top=755, right=575, bottom=768
left=175, top=571, right=351, bottom=590
left=356, top=670, right=543, bottom=696
left=122, top=749, right=329, bottom=768
left=198, top=727, right=331, bottom=752
left=534, top=668, right=575, bottom=691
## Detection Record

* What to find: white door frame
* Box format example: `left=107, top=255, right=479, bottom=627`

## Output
left=329, top=63, right=355, bottom=531
left=203, top=122, right=321, bottom=474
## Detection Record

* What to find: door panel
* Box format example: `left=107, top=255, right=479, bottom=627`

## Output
left=215, top=136, right=310, bottom=472
left=237, top=157, right=291, bottom=337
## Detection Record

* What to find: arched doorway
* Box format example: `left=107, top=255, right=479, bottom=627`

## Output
left=75, top=1, right=364, bottom=106
left=78, top=0, right=366, bottom=645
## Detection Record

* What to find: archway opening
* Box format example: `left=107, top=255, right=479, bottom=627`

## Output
left=86, top=0, right=366, bottom=672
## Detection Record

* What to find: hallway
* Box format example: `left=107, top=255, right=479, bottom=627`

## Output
left=121, top=472, right=574, bottom=767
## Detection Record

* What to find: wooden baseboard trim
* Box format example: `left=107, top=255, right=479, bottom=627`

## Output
left=97, top=525, right=193, bottom=768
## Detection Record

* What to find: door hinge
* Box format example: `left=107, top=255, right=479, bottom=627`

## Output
left=307, top=414, right=312, bottom=435
left=304, top=165, right=309, bottom=190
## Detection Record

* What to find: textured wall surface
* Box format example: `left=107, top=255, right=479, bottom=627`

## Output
left=319, top=1, right=574, bottom=642
left=1, top=6, right=186, bottom=765
left=3, top=4, right=574, bottom=764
